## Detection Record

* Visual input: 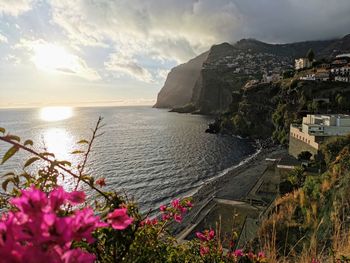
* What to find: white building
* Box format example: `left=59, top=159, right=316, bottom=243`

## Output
left=295, top=58, right=313, bottom=70
left=302, top=114, right=350, bottom=137
left=336, top=54, right=350, bottom=59
left=335, top=76, right=349, bottom=82
left=289, top=114, right=350, bottom=157
left=300, top=74, right=315, bottom=81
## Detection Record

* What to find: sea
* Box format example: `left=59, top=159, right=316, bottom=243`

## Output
left=0, top=106, right=256, bottom=212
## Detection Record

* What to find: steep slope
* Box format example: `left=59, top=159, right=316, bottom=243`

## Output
left=156, top=35, right=350, bottom=114
left=153, top=51, right=208, bottom=108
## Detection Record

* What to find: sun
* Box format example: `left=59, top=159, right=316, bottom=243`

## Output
left=40, top=107, right=73, bottom=122
left=31, top=43, right=79, bottom=73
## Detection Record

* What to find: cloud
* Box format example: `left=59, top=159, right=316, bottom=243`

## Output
left=0, top=32, right=7, bottom=43
left=105, top=53, right=153, bottom=83
left=2, top=0, right=350, bottom=87
left=3, top=54, right=21, bottom=65
left=15, top=38, right=100, bottom=81
left=0, top=0, right=34, bottom=16
left=48, top=0, right=350, bottom=69
left=48, top=0, right=240, bottom=63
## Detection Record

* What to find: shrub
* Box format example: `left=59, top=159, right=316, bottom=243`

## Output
left=0, top=120, right=266, bottom=262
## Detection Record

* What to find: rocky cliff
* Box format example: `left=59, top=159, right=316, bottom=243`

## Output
left=153, top=51, right=208, bottom=108
left=154, top=35, right=350, bottom=114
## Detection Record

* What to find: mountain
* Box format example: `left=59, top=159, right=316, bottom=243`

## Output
left=153, top=51, right=209, bottom=108
left=154, top=35, right=350, bottom=114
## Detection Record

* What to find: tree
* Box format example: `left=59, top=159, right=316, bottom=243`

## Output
left=288, top=167, right=306, bottom=188
left=298, top=151, right=313, bottom=161
left=307, top=49, right=315, bottom=62
left=336, top=94, right=348, bottom=111
left=283, top=70, right=295, bottom=79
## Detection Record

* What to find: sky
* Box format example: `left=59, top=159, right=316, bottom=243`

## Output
left=0, top=0, right=350, bottom=108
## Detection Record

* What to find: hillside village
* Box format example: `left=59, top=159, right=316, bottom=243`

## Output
left=298, top=53, right=350, bottom=82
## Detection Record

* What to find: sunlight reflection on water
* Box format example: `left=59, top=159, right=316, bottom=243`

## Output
left=42, top=128, right=74, bottom=161
left=38, top=127, right=79, bottom=189
left=39, top=107, right=73, bottom=122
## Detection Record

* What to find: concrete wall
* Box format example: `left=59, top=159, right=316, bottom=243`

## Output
left=290, top=126, right=320, bottom=149
left=288, top=135, right=318, bottom=158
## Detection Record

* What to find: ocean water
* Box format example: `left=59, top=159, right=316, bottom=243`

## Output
left=0, top=106, right=256, bottom=212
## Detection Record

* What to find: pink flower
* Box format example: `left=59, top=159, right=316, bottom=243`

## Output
left=70, top=208, right=107, bottom=243
left=196, top=232, right=207, bottom=242
left=10, top=186, right=49, bottom=215
left=196, top=229, right=215, bottom=242
left=234, top=249, right=244, bottom=257
left=258, top=251, right=265, bottom=258
left=208, top=229, right=215, bottom=240
left=173, top=214, right=182, bottom=223
left=200, top=246, right=209, bottom=256
left=141, top=218, right=158, bottom=226
left=1, top=187, right=100, bottom=262
left=312, top=258, right=320, bottom=263
left=171, top=199, right=180, bottom=208
left=159, top=205, right=167, bottom=211
left=107, top=208, right=133, bottom=230
left=161, top=214, right=170, bottom=221
left=95, top=178, right=106, bottom=187
left=49, top=187, right=68, bottom=210
left=67, top=191, right=86, bottom=205
left=185, top=200, right=193, bottom=208
left=178, top=205, right=187, bottom=214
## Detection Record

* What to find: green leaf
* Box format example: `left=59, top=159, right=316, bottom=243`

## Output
left=0, top=127, right=5, bottom=134
left=59, top=161, right=72, bottom=166
left=4, top=172, right=15, bottom=177
left=24, top=157, right=40, bottom=168
left=20, top=173, right=32, bottom=182
left=2, top=146, right=19, bottom=164
left=24, top=139, right=34, bottom=146
left=2, top=178, right=14, bottom=191
left=6, top=134, right=20, bottom=142
left=40, top=152, right=55, bottom=158
left=71, top=150, right=84, bottom=154
left=77, top=139, right=89, bottom=144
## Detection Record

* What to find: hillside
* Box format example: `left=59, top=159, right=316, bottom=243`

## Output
left=155, top=35, right=350, bottom=114
left=215, top=79, right=350, bottom=142
left=153, top=51, right=209, bottom=108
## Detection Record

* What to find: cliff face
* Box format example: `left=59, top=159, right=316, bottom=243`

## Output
left=217, top=80, right=350, bottom=141
left=153, top=51, right=208, bottom=108
left=155, top=35, right=350, bottom=114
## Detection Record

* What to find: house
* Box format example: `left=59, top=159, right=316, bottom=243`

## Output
left=332, top=59, right=348, bottom=67
left=289, top=114, right=350, bottom=158
left=295, top=58, right=313, bottom=70
left=336, top=53, right=350, bottom=59
left=314, top=72, right=329, bottom=81
left=262, top=73, right=282, bottom=83
left=300, top=74, right=315, bottom=81
left=335, top=76, right=349, bottom=82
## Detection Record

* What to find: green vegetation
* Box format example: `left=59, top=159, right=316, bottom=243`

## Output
left=0, top=122, right=268, bottom=263
left=259, top=136, right=350, bottom=262
left=307, top=48, right=315, bottom=62
left=217, top=78, right=350, bottom=144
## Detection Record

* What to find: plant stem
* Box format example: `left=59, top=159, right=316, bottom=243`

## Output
left=0, top=135, right=111, bottom=201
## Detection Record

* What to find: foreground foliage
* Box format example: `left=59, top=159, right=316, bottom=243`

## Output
left=260, top=136, right=350, bottom=262
left=0, top=120, right=266, bottom=262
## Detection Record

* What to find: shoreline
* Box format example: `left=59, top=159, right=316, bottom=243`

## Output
left=172, top=143, right=287, bottom=235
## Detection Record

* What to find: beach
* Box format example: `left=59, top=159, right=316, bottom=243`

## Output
left=173, top=144, right=288, bottom=239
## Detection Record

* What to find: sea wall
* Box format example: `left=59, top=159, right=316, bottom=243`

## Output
left=288, top=135, right=318, bottom=158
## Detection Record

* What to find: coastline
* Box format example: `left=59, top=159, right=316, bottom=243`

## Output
left=171, top=143, right=287, bottom=235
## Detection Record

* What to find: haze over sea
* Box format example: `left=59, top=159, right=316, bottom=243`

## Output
left=0, top=106, right=256, bottom=212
